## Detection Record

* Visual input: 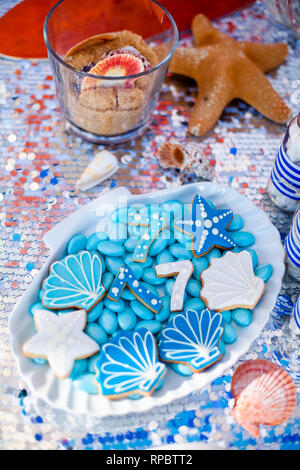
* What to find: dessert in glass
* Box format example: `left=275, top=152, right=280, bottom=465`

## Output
left=43, top=0, right=178, bottom=144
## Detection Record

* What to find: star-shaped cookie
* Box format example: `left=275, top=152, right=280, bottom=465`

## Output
left=168, top=14, right=291, bottom=136
left=23, top=309, right=99, bottom=379
left=174, top=194, right=235, bottom=257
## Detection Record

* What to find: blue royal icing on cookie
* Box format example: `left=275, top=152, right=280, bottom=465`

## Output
left=96, top=328, right=166, bottom=397
left=158, top=309, right=224, bottom=372
left=107, top=265, right=162, bottom=314
left=41, top=251, right=106, bottom=311
left=128, top=205, right=167, bottom=263
left=174, top=195, right=235, bottom=257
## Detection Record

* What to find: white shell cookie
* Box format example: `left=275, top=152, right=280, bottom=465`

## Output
left=200, top=250, right=265, bottom=311
left=23, top=309, right=100, bottom=379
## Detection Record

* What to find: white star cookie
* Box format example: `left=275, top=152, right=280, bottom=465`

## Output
left=23, top=309, right=99, bottom=379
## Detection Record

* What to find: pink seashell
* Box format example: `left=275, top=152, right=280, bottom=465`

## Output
left=231, top=360, right=296, bottom=438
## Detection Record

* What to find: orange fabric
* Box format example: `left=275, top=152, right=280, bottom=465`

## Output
left=0, top=0, right=253, bottom=59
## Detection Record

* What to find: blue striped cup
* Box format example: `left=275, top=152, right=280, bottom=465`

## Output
left=285, top=208, right=300, bottom=279
left=290, top=295, right=300, bottom=335
left=270, top=144, right=300, bottom=202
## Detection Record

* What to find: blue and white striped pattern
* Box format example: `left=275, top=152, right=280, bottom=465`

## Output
left=292, top=296, right=300, bottom=333
left=285, top=210, right=300, bottom=268
left=271, top=144, right=300, bottom=201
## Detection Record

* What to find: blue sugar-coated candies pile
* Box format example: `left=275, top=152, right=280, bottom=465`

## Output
left=28, top=199, right=273, bottom=395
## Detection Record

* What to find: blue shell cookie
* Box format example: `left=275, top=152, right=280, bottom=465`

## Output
left=96, top=328, right=166, bottom=398
left=158, top=309, right=224, bottom=372
left=41, top=251, right=106, bottom=311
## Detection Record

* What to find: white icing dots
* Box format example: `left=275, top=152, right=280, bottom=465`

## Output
left=155, top=260, right=194, bottom=312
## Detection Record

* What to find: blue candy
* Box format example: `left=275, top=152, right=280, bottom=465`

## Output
left=231, top=308, right=252, bottom=327
left=130, top=300, right=154, bottom=320
left=99, top=308, right=118, bottom=334
left=87, top=302, right=104, bottom=323
left=219, top=339, right=226, bottom=356
left=156, top=250, right=175, bottom=265
left=184, top=297, right=206, bottom=311
left=227, top=215, right=244, bottom=232
left=206, top=248, right=221, bottom=263
left=86, top=231, right=108, bottom=251
left=70, top=358, right=88, bottom=379
left=174, top=230, right=192, bottom=249
left=231, top=231, right=255, bottom=248
left=102, top=272, right=114, bottom=291
left=87, top=352, right=101, bottom=373
left=124, top=237, right=138, bottom=252
left=106, top=257, right=123, bottom=275
left=255, top=264, right=273, bottom=282
left=165, top=279, right=175, bottom=297
left=127, top=263, right=143, bottom=280
left=118, top=308, right=137, bottom=331
left=142, top=268, right=166, bottom=286
left=149, top=238, right=168, bottom=257
left=32, top=357, right=47, bottom=365
left=135, top=320, right=162, bottom=334
left=156, top=296, right=171, bottom=322
left=141, top=282, right=159, bottom=298
left=221, top=310, right=232, bottom=324
left=222, top=323, right=237, bottom=344
left=85, top=323, right=107, bottom=345
left=73, top=373, right=99, bottom=394
left=186, top=279, right=201, bottom=298
left=246, top=248, right=259, bottom=270
left=192, top=257, right=209, bottom=280
left=169, top=243, right=192, bottom=259
left=170, top=363, right=193, bottom=377
left=120, top=287, right=136, bottom=301
left=104, top=297, right=125, bottom=313
left=67, top=233, right=87, bottom=255
left=97, top=241, right=125, bottom=257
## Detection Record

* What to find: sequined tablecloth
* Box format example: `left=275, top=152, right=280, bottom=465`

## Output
left=1, top=0, right=300, bottom=450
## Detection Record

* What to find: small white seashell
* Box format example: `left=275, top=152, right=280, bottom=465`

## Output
left=76, top=150, right=119, bottom=191
left=201, top=250, right=265, bottom=311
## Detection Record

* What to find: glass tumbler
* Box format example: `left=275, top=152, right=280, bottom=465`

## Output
left=43, top=0, right=178, bottom=144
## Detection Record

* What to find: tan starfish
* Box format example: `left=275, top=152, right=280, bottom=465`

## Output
left=168, top=14, right=291, bottom=136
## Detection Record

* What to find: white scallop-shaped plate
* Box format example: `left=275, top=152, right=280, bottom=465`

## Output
left=9, top=182, right=285, bottom=417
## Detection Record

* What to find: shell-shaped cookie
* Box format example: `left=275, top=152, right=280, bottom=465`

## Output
left=201, top=250, right=265, bottom=311
left=231, top=360, right=296, bottom=438
left=158, top=309, right=224, bottom=372
left=96, top=328, right=166, bottom=398
left=42, top=251, right=106, bottom=311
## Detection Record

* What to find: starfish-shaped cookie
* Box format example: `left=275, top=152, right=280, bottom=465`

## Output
left=174, top=194, right=235, bottom=257
left=168, top=14, right=291, bottom=136
left=23, top=309, right=99, bottom=379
